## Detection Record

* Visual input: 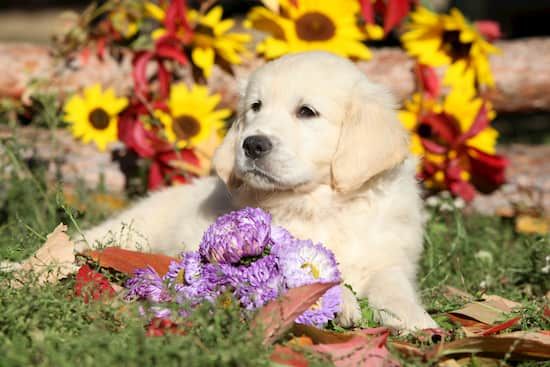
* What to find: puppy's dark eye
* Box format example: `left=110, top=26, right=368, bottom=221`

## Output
left=251, top=100, right=262, bottom=112
left=296, top=105, right=318, bottom=119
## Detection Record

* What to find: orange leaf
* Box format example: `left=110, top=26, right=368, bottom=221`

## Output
left=83, top=247, right=178, bottom=276
left=251, top=282, right=338, bottom=344
left=270, top=345, right=310, bottom=367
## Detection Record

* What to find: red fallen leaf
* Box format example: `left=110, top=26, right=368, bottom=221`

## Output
left=251, top=282, right=338, bottom=344
left=74, top=264, right=115, bottom=303
left=312, top=332, right=399, bottom=367
left=146, top=318, right=188, bottom=337
left=83, top=247, right=178, bottom=277
left=270, top=345, right=310, bottom=367
left=481, top=316, right=522, bottom=336
left=544, top=306, right=550, bottom=318
left=290, top=324, right=399, bottom=367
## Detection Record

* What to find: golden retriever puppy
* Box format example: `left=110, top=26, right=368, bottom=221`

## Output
left=80, top=51, right=437, bottom=331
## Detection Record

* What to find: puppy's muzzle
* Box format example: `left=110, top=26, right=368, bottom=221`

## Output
left=242, top=135, right=273, bottom=160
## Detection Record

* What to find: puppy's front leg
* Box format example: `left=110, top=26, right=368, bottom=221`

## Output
left=364, top=266, right=437, bottom=331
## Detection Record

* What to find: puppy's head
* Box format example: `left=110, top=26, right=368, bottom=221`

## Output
left=213, top=51, right=409, bottom=193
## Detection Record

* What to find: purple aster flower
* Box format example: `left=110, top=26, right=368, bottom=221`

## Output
left=196, top=263, right=233, bottom=303
left=295, top=285, right=342, bottom=328
left=199, top=207, right=272, bottom=264
left=277, top=239, right=342, bottom=288
left=163, top=251, right=209, bottom=305
left=164, top=252, right=202, bottom=291
left=227, top=255, right=283, bottom=310
left=270, top=226, right=296, bottom=255
left=125, top=265, right=171, bottom=302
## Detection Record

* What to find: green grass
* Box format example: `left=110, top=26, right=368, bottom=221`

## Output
left=0, top=136, right=549, bottom=366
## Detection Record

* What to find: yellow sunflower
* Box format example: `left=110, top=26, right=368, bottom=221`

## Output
left=154, top=83, right=231, bottom=149
left=245, top=0, right=371, bottom=60
left=145, top=3, right=251, bottom=78
left=398, top=85, right=498, bottom=163
left=401, top=7, right=500, bottom=88
left=63, top=83, right=128, bottom=151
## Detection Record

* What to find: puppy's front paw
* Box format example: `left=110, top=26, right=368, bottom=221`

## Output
left=335, top=286, right=362, bottom=327
left=376, top=305, right=438, bottom=332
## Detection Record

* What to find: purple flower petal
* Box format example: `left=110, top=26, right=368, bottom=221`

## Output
left=125, top=265, right=171, bottom=302
left=199, top=207, right=272, bottom=264
left=295, top=285, right=342, bottom=328
left=277, top=239, right=341, bottom=288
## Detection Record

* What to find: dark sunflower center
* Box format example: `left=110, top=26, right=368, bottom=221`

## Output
left=194, top=23, right=215, bottom=37
left=173, top=115, right=201, bottom=140
left=88, top=108, right=110, bottom=130
left=295, top=12, right=336, bottom=42
left=417, top=123, right=432, bottom=138
left=441, top=30, right=472, bottom=61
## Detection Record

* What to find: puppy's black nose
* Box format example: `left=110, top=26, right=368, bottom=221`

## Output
left=242, top=135, right=272, bottom=159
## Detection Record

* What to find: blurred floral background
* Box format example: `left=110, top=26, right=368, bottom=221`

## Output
left=1, top=0, right=550, bottom=223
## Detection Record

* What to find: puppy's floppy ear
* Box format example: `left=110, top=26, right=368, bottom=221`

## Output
left=331, top=79, right=409, bottom=192
left=213, top=118, right=240, bottom=187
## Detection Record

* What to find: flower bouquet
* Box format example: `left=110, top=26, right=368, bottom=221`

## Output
left=125, top=207, right=343, bottom=328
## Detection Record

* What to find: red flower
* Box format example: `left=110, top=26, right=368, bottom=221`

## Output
left=133, top=35, right=189, bottom=100
left=74, top=265, right=115, bottom=303
left=417, top=103, right=507, bottom=201
left=118, top=101, right=200, bottom=190
left=146, top=318, right=189, bottom=337
left=359, top=0, right=416, bottom=35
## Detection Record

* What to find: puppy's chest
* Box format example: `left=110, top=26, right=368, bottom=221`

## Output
left=272, top=212, right=362, bottom=254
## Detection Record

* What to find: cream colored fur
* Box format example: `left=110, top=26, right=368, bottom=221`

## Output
left=79, top=51, right=437, bottom=331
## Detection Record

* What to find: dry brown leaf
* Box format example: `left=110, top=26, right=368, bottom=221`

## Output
left=18, top=223, right=76, bottom=285
left=442, top=286, right=474, bottom=301
left=450, top=294, right=521, bottom=325
left=428, top=336, right=550, bottom=361
left=515, top=215, right=550, bottom=235
left=439, top=357, right=507, bottom=367
left=496, top=331, right=550, bottom=344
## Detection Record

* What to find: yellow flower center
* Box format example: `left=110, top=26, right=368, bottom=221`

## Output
left=295, top=12, right=336, bottom=42
left=173, top=115, right=201, bottom=140
left=176, top=268, right=186, bottom=285
left=441, top=30, right=472, bottom=61
left=301, top=262, right=320, bottom=279
left=88, top=108, right=110, bottom=130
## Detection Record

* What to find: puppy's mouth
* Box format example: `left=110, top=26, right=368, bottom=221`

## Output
left=245, top=167, right=281, bottom=185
